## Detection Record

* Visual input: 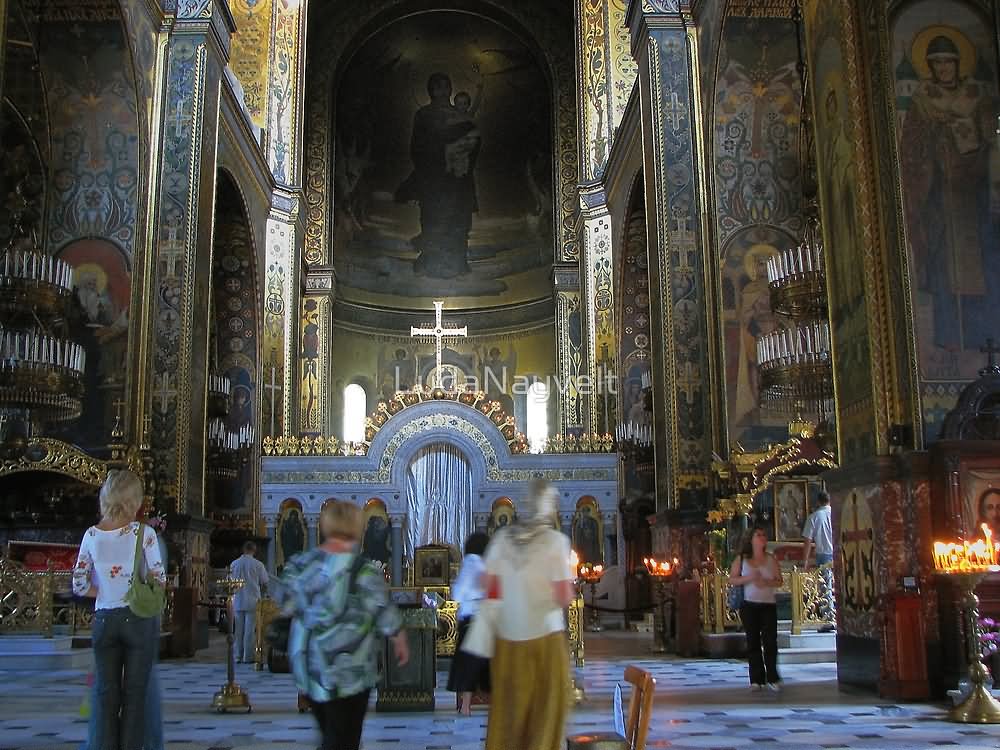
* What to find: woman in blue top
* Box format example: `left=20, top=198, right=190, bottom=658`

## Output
left=280, top=500, right=409, bottom=750
left=446, top=531, right=491, bottom=714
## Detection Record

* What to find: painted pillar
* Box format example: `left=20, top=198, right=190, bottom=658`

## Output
left=262, top=0, right=307, bottom=438
left=577, top=184, right=616, bottom=435
left=263, top=514, right=277, bottom=575
left=626, top=0, right=720, bottom=511
left=554, top=267, right=585, bottom=435
left=148, top=1, right=236, bottom=514
left=389, top=513, right=405, bottom=586
left=301, top=267, right=334, bottom=436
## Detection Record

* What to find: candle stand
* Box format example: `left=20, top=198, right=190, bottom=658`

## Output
left=933, top=527, right=1000, bottom=723
left=644, top=557, right=674, bottom=654
left=578, top=562, right=605, bottom=632
left=212, top=576, right=252, bottom=713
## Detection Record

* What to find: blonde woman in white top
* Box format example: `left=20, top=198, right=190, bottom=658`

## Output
left=483, top=480, right=576, bottom=750
left=73, top=470, right=165, bottom=750
left=729, top=525, right=783, bottom=691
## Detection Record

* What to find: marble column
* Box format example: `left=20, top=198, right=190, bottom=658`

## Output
left=626, top=0, right=720, bottom=511
left=305, top=514, right=318, bottom=549
left=263, top=514, right=278, bottom=576
left=147, top=1, right=236, bottom=513
left=389, top=514, right=405, bottom=586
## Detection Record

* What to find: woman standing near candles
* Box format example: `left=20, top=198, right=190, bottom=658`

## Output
left=447, top=532, right=491, bottom=715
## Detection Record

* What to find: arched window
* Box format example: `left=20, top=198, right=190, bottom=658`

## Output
left=526, top=380, right=548, bottom=453
left=343, top=383, right=367, bottom=443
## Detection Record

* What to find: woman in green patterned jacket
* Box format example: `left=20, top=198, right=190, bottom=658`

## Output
left=280, top=501, right=409, bottom=750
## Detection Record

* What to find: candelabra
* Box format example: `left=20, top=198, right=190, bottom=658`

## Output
left=207, top=419, right=254, bottom=481
left=207, top=373, right=232, bottom=419
left=933, top=524, right=1000, bottom=723
left=578, top=562, right=605, bottom=632
left=0, top=183, right=86, bottom=454
left=212, top=576, right=252, bottom=713
left=644, top=557, right=675, bottom=653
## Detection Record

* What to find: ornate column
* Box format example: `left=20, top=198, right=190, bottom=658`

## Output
left=555, top=267, right=584, bottom=435
left=626, top=0, right=720, bottom=511
left=262, top=0, right=308, bottom=439
left=148, top=1, right=236, bottom=513
left=577, top=184, right=616, bottom=435
left=300, top=267, right=334, bottom=436
left=389, top=514, right=405, bottom=586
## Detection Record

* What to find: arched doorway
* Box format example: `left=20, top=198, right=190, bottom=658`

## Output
left=404, top=441, right=474, bottom=559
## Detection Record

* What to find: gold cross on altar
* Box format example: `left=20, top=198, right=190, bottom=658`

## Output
left=410, top=301, right=467, bottom=389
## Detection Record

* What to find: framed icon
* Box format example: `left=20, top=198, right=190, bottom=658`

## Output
left=773, top=479, right=809, bottom=543
left=414, top=546, right=450, bottom=586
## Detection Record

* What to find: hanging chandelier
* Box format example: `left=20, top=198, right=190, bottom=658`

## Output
left=0, top=179, right=86, bottom=449
left=754, top=1, right=834, bottom=422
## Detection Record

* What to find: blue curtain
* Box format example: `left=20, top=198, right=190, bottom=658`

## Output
left=405, top=442, right=474, bottom=560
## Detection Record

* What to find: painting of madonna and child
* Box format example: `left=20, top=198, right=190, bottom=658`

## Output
left=332, top=10, right=554, bottom=312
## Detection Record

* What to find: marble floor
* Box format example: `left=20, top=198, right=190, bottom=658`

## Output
left=0, top=632, right=992, bottom=750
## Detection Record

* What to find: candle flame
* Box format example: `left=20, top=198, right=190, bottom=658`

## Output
left=643, top=557, right=674, bottom=577
left=933, top=524, right=1000, bottom=573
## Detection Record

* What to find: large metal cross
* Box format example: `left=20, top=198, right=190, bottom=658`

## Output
left=410, top=301, right=467, bottom=390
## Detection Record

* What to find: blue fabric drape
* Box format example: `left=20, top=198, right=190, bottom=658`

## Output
left=405, top=443, right=474, bottom=559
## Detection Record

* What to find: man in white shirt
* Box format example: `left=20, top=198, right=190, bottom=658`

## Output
left=802, top=491, right=835, bottom=632
left=229, top=541, right=269, bottom=663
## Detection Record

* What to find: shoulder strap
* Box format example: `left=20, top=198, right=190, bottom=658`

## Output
left=131, top=523, right=145, bottom=579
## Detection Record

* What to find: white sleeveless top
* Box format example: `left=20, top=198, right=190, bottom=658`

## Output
left=741, top=557, right=777, bottom=604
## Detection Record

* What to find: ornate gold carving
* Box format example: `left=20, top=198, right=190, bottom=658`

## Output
left=0, top=438, right=110, bottom=485
left=436, top=599, right=459, bottom=658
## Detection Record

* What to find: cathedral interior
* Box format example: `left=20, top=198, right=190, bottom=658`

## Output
left=1, top=0, right=1000, bottom=743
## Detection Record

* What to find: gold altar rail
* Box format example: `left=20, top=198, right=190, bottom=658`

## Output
left=0, top=558, right=174, bottom=637
left=700, top=564, right=834, bottom=636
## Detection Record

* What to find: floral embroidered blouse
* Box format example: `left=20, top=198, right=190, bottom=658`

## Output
left=72, top=523, right=166, bottom=611
left=280, top=549, right=401, bottom=701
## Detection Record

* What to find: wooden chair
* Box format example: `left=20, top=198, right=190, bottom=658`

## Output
left=567, top=665, right=656, bottom=750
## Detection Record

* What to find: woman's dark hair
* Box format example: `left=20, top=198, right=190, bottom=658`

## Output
left=740, top=525, right=770, bottom=557
left=464, top=531, right=489, bottom=556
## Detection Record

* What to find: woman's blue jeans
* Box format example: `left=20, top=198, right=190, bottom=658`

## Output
left=90, top=608, right=159, bottom=750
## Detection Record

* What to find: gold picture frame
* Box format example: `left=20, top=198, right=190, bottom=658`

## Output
left=773, top=479, right=809, bottom=543
left=414, top=546, right=450, bottom=586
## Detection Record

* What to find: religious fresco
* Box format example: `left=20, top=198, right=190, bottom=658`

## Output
left=227, top=0, right=272, bottom=129
left=805, top=0, right=876, bottom=461
left=720, top=226, right=796, bottom=448
left=276, top=500, right=307, bottom=573
left=210, top=173, right=260, bottom=514
left=331, top=11, right=553, bottom=311
left=40, top=10, right=139, bottom=261
left=713, top=16, right=803, bottom=245
left=51, top=238, right=131, bottom=451
left=890, top=0, right=1000, bottom=441
left=618, top=199, right=651, bottom=436
left=572, top=497, right=603, bottom=564
left=361, top=498, right=391, bottom=565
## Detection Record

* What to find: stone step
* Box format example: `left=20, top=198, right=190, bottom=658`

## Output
left=777, top=647, right=836, bottom=664
left=0, top=636, right=92, bottom=670
left=778, top=631, right=836, bottom=650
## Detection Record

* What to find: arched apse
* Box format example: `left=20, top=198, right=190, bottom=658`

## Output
left=209, top=169, right=261, bottom=516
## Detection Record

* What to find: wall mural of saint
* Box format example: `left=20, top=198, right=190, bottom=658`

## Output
left=892, top=3, right=1000, bottom=395
left=332, top=11, right=553, bottom=311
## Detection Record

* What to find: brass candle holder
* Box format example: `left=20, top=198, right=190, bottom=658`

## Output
left=578, top=562, right=605, bottom=632
left=933, top=525, right=1000, bottom=724
left=212, top=576, right=252, bottom=713
left=643, top=557, right=675, bottom=654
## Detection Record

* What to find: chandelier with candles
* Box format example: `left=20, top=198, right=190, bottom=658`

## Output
left=205, top=372, right=254, bottom=482
left=755, top=4, right=834, bottom=422
left=0, top=178, right=86, bottom=451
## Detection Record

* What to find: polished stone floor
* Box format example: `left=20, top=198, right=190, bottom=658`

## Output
left=0, top=632, right=991, bottom=749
